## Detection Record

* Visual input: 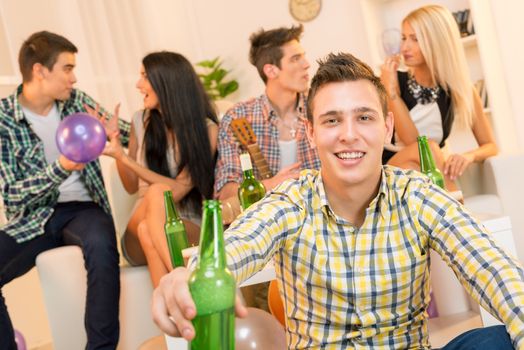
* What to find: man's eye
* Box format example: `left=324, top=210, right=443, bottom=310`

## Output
left=359, top=115, right=372, bottom=121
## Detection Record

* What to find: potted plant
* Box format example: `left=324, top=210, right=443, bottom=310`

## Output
left=196, top=57, right=239, bottom=101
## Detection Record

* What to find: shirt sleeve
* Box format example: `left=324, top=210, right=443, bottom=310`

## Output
left=222, top=190, right=303, bottom=284
left=417, top=180, right=524, bottom=348
left=0, top=133, right=69, bottom=213
left=214, top=110, right=243, bottom=194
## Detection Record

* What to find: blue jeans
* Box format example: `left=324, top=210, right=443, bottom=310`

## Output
left=0, top=202, right=120, bottom=350
left=440, top=325, right=514, bottom=350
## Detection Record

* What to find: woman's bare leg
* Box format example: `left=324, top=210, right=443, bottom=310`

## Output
left=121, top=201, right=148, bottom=265
left=143, top=183, right=177, bottom=270
left=135, top=183, right=203, bottom=285
left=136, top=221, right=168, bottom=287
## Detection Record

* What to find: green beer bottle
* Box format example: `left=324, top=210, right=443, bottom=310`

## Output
left=238, top=153, right=266, bottom=210
left=163, top=190, right=189, bottom=269
left=417, top=136, right=442, bottom=318
left=189, top=200, right=236, bottom=350
left=417, top=135, right=445, bottom=189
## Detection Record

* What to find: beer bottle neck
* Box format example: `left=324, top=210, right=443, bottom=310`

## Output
left=417, top=136, right=437, bottom=172
left=164, top=191, right=181, bottom=221
left=198, top=200, right=227, bottom=269
left=242, top=168, right=255, bottom=180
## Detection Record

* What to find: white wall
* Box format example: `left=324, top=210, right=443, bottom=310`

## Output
left=188, top=0, right=373, bottom=102
left=0, top=0, right=373, bottom=119
left=487, top=0, right=524, bottom=151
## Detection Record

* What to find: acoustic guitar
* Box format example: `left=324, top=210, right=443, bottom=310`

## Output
left=230, top=118, right=273, bottom=179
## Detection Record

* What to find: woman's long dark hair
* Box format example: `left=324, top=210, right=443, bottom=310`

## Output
left=142, top=51, right=218, bottom=214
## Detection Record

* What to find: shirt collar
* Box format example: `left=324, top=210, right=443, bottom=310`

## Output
left=315, top=166, right=390, bottom=222
left=264, top=92, right=307, bottom=121
left=315, top=171, right=330, bottom=214
left=13, top=85, right=26, bottom=122
left=374, top=166, right=389, bottom=220
left=315, top=171, right=349, bottom=224
left=13, top=84, right=65, bottom=122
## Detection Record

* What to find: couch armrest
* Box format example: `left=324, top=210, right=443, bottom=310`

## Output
left=482, top=153, right=524, bottom=261
left=100, top=155, right=138, bottom=236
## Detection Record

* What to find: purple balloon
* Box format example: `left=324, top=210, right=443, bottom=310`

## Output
left=56, top=113, right=107, bottom=163
left=14, top=329, right=27, bottom=350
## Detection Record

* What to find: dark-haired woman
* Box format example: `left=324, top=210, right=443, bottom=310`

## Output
left=103, top=51, right=218, bottom=286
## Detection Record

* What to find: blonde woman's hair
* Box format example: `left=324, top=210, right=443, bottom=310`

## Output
left=404, top=5, right=474, bottom=128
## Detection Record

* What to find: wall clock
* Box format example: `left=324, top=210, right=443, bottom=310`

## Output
left=289, top=0, right=322, bottom=22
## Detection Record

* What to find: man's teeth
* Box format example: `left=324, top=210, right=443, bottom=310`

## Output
left=336, top=152, right=364, bottom=160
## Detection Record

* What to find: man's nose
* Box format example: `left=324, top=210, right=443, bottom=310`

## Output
left=339, top=120, right=358, bottom=143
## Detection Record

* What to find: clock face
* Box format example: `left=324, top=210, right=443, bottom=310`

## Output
left=289, top=0, right=322, bottom=22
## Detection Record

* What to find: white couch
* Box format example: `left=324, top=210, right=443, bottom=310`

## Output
left=447, top=126, right=524, bottom=262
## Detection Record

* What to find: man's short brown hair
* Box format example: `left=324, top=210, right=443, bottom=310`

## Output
left=19, top=31, right=78, bottom=82
left=307, top=52, right=388, bottom=122
left=249, top=24, right=303, bottom=84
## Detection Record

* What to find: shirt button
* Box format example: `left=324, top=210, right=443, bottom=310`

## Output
left=348, top=227, right=355, bottom=233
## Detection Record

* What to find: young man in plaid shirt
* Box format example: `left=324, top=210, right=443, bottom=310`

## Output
left=215, top=24, right=321, bottom=311
left=214, top=24, right=320, bottom=200
left=0, top=31, right=130, bottom=350
left=153, top=53, right=524, bottom=349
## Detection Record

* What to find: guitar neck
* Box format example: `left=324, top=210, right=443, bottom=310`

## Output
left=246, top=143, right=272, bottom=179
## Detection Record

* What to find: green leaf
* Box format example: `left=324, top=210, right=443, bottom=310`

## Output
left=209, top=69, right=227, bottom=84
left=196, top=57, right=220, bottom=69
left=218, top=81, right=239, bottom=98
left=195, top=56, right=239, bottom=100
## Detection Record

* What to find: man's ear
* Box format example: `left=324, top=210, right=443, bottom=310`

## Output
left=305, top=118, right=316, bottom=149
left=32, top=63, right=46, bottom=80
left=384, top=111, right=394, bottom=144
left=263, top=64, right=278, bottom=80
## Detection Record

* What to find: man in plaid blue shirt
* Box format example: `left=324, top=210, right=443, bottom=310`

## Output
left=0, top=31, right=130, bottom=350
left=153, top=53, right=524, bottom=349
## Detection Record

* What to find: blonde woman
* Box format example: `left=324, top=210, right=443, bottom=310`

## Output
left=381, top=5, right=497, bottom=191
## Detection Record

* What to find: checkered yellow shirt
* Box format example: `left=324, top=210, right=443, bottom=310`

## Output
left=225, top=167, right=524, bottom=349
